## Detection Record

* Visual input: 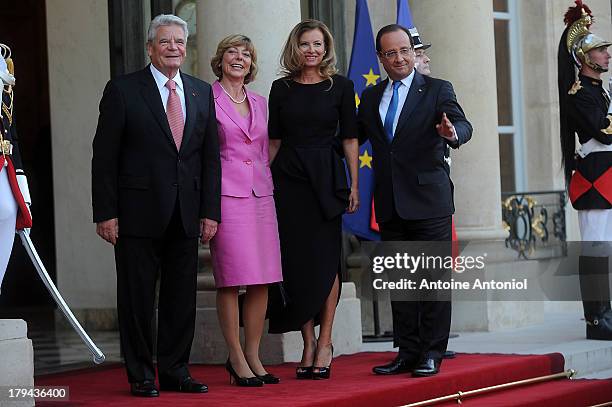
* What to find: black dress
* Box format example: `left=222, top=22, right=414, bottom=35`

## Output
left=267, top=75, right=357, bottom=333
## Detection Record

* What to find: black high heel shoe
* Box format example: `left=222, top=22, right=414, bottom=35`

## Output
left=296, top=365, right=313, bottom=380
left=296, top=341, right=316, bottom=379
left=312, top=344, right=333, bottom=380
left=255, top=373, right=281, bottom=384
left=246, top=360, right=281, bottom=384
left=225, top=359, right=264, bottom=387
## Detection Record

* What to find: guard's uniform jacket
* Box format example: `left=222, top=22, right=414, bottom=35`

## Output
left=568, top=74, right=612, bottom=210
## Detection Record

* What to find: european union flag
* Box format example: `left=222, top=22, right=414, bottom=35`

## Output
left=396, top=0, right=415, bottom=27
left=342, top=0, right=381, bottom=241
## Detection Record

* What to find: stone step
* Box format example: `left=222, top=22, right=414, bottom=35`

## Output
left=197, top=245, right=212, bottom=273
left=198, top=246, right=211, bottom=263
left=0, top=319, right=34, bottom=407
left=582, top=367, right=612, bottom=379
left=534, top=339, right=612, bottom=377
left=196, top=273, right=216, bottom=291
left=446, top=311, right=612, bottom=378
left=196, top=290, right=216, bottom=308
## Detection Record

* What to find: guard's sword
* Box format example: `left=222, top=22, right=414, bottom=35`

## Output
left=17, top=230, right=105, bottom=364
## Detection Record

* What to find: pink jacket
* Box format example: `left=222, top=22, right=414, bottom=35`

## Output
left=213, top=81, right=273, bottom=197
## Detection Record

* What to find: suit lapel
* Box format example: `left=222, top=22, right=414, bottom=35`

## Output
left=371, top=79, right=388, bottom=142
left=394, top=71, right=426, bottom=139
left=139, top=66, right=175, bottom=149
left=246, top=89, right=257, bottom=136
left=181, top=73, right=197, bottom=151
left=212, top=81, right=252, bottom=139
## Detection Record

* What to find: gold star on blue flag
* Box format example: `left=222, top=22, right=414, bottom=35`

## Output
left=362, top=68, right=380, bottom=87
left=359, top=150, right=373, bottom=168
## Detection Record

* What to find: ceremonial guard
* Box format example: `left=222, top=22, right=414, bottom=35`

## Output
left=558, top=1, right=612, bottom=339
left=0, top=44, right=32, bottom=293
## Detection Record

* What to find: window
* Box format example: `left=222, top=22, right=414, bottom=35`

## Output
left=494, top=0, right=524, bottom=192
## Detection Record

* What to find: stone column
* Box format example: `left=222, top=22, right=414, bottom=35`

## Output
left=411, top=0, right=506, bottom=240
left=196, top=0, right=302, bottom=96
left=46, top=0, right=117, bottom=327
left=411, top=0, right=538, bottom=331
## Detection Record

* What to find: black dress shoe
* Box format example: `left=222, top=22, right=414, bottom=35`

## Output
left=372, top=357, right=416, bottom=375
left=130, top=380, right=159, bottom=397
left=160, top=376, right=208, bottom=393
left=586, top=315, right=612, bottom=340
left=412, top=358, right=441, bottom=377
left=443, top=350, right=456, bottom=359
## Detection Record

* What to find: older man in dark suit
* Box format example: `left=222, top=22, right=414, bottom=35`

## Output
left=358, top=24, right=472, bottom=377
left=92, top=14, right=220, bottom=397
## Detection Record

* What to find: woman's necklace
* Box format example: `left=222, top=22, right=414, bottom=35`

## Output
left=219, top=82, right=247, bottom=104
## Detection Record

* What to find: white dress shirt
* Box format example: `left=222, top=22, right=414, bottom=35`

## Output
left=149, top=64, right=186, bottom=122
left=378, top=69, right=415, bottom=137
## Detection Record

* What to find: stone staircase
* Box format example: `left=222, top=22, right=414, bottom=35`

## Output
left=444, top=311, right=612, bottom=379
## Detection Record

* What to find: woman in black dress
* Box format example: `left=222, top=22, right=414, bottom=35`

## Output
left=268, top=19, right=359, bottom=380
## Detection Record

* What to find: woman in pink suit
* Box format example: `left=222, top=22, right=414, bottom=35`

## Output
left=209, top=34, right=282, bottom=387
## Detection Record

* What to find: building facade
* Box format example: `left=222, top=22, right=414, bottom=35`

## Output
left=1, top=0, right=611, bottom=328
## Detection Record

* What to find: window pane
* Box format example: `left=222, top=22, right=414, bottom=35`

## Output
left=493, top=0, right=508, bottom=12
left=494, top=19, right=513, bottom=126
left=499, top=133, right=515, bottom=192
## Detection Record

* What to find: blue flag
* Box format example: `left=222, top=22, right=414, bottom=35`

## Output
left=396, top=0, right=415, bottom=28
left=342, top=0, right=381, bottom=241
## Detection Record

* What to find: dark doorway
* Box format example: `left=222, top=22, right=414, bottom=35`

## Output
left=0, top=0, right=55, bottom=309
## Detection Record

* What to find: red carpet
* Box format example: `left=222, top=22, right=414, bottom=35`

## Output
left=438, top=378, right=612, bottom=406
left=35, top=352, right=612, bottom=407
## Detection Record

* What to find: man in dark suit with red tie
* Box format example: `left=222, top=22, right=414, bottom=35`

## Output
left=92, top=14, right=220, bottom=397
left=358, top=24, right=472, bottom=377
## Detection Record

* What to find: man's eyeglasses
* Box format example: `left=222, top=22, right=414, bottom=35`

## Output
left=380, top=48, right=414, bottom=60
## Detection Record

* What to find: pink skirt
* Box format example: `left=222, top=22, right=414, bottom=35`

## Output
left=210, top=193, right=283, bottom=288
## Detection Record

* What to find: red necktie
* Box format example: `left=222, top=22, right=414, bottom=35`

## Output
left=165, top=79, right=184, bottom=150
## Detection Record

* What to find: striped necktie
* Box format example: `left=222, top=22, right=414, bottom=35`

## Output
left=165, top=79, right=184, bottom=150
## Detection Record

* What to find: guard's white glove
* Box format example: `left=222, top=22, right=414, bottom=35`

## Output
left=16, top=173, right=31, bottom=206
left=16, top=173, right=32, bottom=234
left=23, top=204, right=31, bottom=236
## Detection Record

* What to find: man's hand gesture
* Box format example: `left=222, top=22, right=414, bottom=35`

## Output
left=436, top=112, right=457, bottom=141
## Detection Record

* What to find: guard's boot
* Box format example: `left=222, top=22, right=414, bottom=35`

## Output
left=584, top=302, right=612, bottom=340
left=601, top=302, right=612, bottom=322
left=580, top=256, right=612, bottom=340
